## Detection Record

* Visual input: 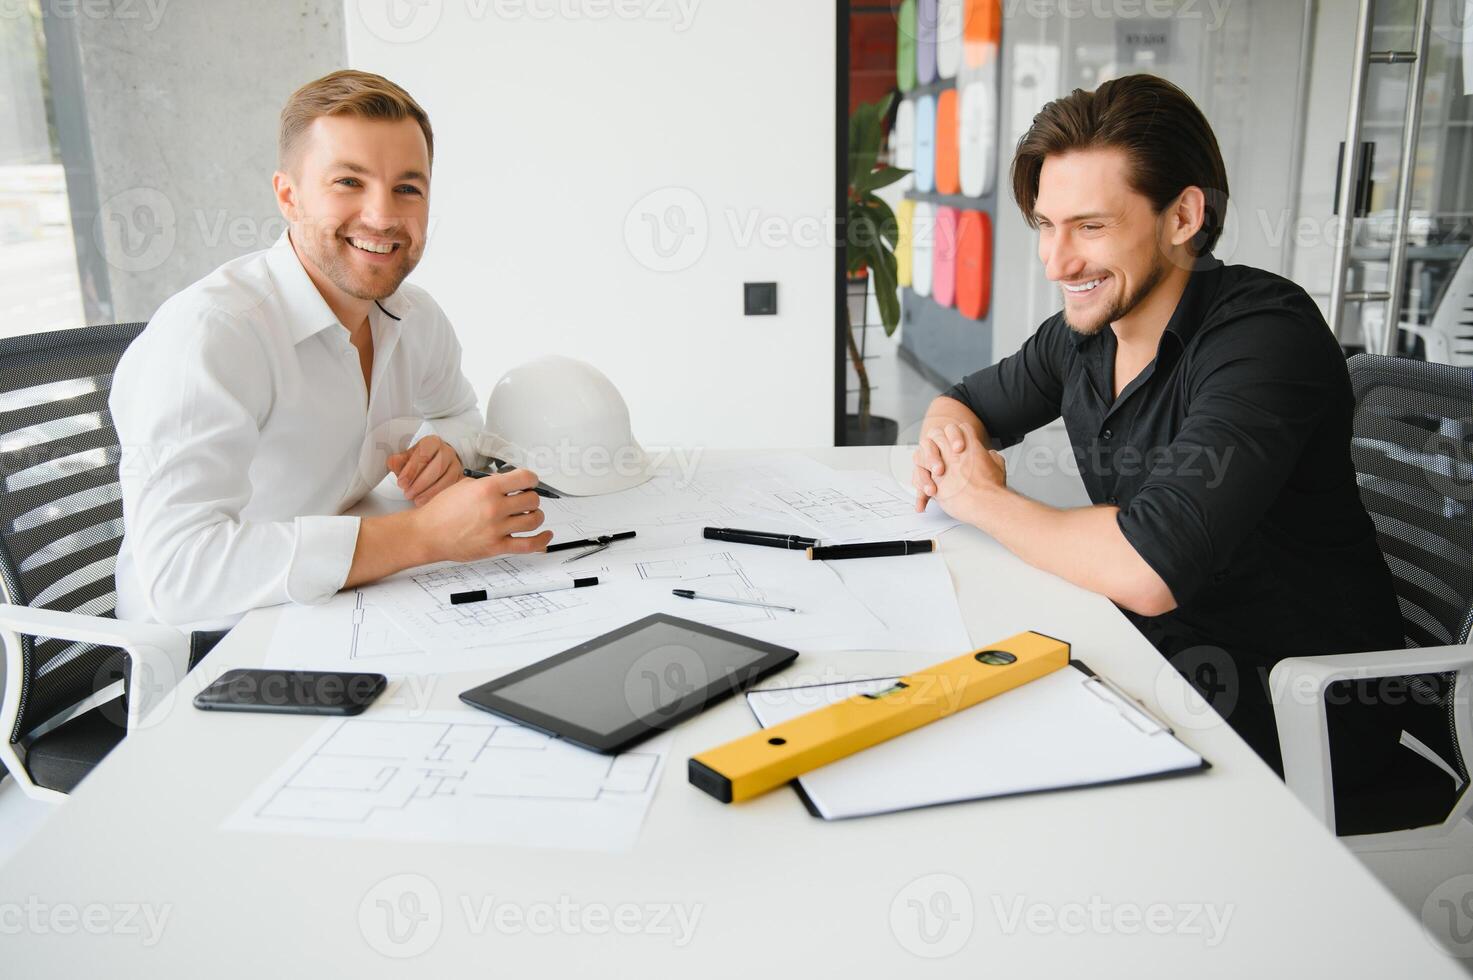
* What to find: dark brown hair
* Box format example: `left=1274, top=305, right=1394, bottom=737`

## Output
left=279, top=69, right=434, bottom=170
left=1010, top=74, right=1229, bottom=256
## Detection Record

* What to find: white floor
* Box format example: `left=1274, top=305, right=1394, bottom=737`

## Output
left=0, top=775, right=56, bottom=868
left=845, top=322, right=943, bottom=437
left=1355, top=816, right=1473, bottom=974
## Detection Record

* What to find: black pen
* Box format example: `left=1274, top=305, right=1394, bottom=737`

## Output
left=462, top=467, right=559, bottom=498
left=703, top=527, right=818, bottom=550
left=806, top=539, right=936, bottom=561
left=544, top=530, right=638, bottom=553
left=450, top=576, right=599, bottom=605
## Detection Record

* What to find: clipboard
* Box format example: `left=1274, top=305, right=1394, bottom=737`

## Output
left=744, top=661, right=1210, bottom=821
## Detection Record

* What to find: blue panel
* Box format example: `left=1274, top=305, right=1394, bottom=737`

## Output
left=914, top=94, right=936, bottom=194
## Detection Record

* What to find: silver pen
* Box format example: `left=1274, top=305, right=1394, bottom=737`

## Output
left=1086, top=673, right=1175, bottom=735
left=671, top=589, right=798, bottom=613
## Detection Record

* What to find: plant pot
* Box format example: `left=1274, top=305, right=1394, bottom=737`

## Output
left=844, top=413, right=900, bottom=446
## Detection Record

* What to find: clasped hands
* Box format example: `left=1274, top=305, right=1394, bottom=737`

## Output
left=911, top=422, right=1009, bottom=519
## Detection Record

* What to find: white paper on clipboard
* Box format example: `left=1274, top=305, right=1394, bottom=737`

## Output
left=745, top=662, right=1207, bottom=820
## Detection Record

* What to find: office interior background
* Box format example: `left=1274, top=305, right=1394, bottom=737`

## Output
left=2, top=0, right=1473, bottom=972
left=5, top=0, right=1472, bottom=449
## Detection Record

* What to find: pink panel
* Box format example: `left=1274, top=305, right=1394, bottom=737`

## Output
left=932, top=206, right=958, bottom=308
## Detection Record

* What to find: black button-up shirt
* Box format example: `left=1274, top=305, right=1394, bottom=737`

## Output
left=946, top=259, right=1402, bottom=681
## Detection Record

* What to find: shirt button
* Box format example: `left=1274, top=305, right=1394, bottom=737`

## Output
left=1107, top=495, right=1119, bottom=506
left=1102, top=428, right=1113, bottom=441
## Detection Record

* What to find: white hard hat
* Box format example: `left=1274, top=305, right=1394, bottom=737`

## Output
left=476, top=355, right=653, bottom=497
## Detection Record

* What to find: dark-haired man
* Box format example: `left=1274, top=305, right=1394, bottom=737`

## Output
left=911, top=74, right=1402, bottom=781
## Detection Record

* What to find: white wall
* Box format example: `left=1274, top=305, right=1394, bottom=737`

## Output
left=346, top=1, right=837, bottom=450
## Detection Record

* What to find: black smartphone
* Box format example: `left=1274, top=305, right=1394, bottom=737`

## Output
left=193, top=669, right=387, bottom=716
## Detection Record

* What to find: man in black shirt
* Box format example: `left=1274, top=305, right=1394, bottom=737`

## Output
left=912, top=75, right=1403, bottom=778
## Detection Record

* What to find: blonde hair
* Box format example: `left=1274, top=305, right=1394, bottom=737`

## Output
left=278, top=69, right=433, bottom=170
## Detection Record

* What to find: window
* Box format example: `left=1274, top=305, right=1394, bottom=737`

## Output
left=0, top=1, right=86, bottom=337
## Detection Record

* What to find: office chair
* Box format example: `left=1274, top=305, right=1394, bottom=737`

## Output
left=0, top=323, right=189, bottom=802
left=1272, top=354, right=1473, bottom=848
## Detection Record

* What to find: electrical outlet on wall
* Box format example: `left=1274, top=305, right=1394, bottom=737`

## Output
left=744, top=282, right=777, bottom=316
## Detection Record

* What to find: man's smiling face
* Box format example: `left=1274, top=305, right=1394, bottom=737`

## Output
left=277, top=114, right=430, bottom=306
left=1033, top=147, right=1172, bottom=337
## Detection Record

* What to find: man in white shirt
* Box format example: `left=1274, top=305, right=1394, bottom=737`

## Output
left=111, top=69, right=552, bottom=633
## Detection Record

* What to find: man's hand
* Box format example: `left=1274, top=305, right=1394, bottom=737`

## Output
left=411, top=467, right=553, bottom=564
left=930, top=422, right=1008, bottom=522
left=388, top=435, right=462, bottom=506
left=912, top=423, right=966, bottom=511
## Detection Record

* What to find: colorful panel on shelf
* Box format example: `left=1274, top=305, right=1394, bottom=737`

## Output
left=893, top=98, right=915, bottom=194
left=911, top=201, right=935, bottom=297
left=963, top=0, right=1001, bottom=68
left=933, top=206, right=958, bottom=308
left=915, top=0, right=937, bottom=85
left=914, top=94, right=936, bottom=194
left=955, top=210, right=993, bottom=320
left=934, top=88, right=959, bottom=197
left=896, top=198, right=915, bottom=288
left=896, top=0, right=916, bottom=92
left=935, top=0, right=962, bottom=79
left=958, top=63, right=997, bottom=197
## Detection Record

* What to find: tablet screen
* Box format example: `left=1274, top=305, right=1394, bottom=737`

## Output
left=460, top=615, right=798, bottom=753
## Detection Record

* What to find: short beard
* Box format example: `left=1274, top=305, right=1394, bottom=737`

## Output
left=1063, top=252, right=1168, bottom=337
left=306, top=232, right=417, bottom=303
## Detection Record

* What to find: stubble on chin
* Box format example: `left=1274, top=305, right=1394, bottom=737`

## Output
left=321, top=238, right=418, bottom=302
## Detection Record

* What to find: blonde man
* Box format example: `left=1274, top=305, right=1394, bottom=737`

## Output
left=112, top=70, right=551, bottom=634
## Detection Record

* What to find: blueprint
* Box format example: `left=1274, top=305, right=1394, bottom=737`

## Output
left=223, top=709, right=669, bottom=851
left=533, top=462, right=802, bottom=554
left=261, top=454, right=972, bottom=675
left=370, top=555, right=613, bottom=646
left=369, top=542, right=887, bottom=655
left=262, top=590, right=592, bottom=676
left=755, top=470, right=961, bottom=543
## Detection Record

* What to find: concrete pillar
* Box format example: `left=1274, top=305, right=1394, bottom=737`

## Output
left=43, top=1, right=346, bottom=324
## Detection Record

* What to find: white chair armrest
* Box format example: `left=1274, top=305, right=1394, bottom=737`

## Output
left=0, top=604, right=189, bottom=732
left=1270, top=643, right=1473, bottom=832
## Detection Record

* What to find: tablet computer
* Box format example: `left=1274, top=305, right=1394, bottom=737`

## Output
left=459, top=614, right=798, bottom=754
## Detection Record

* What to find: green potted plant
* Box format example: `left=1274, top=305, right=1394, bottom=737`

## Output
left=845, top=93, right=909, bottom=446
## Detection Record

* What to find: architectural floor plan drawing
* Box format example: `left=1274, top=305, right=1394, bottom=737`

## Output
left=632, top=551, right=776, bottom=625
left=369, top=555, right=619, bottom=648
left=224, top=710, right=669, bottom=851
left=775, top=485, right=914, bottom=525
left=762, top=473, right=960, bottom=542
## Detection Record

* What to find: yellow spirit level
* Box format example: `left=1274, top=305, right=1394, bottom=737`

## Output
left=688, top=631, right=1070, bottom=803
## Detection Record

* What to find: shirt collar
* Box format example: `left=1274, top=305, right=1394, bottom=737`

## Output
left=264, top=230, right=408, bottom=346
left=1160, top=254, right=1223, bottom=349
left=265, top=230, right=344, bottom=345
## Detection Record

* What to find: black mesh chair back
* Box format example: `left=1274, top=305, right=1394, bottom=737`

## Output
left=1347, top=353, right=1473, bottom=798
left=0, top=323, right=144, bottom=745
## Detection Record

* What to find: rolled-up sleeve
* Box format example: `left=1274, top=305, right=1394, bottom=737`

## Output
left=112, top=308, right=359, bottom=625
left=944, top=314, right=1069, bottom=447
left=1116, top=320, right=1335, bottom=606
left=411, top=294, right=482, bottom=465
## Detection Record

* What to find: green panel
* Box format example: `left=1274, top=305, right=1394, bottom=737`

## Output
left=896, top=0, right=916, bottom=93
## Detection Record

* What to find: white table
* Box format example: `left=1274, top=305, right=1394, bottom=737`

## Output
left=3, top=448, right=1462, bottom=977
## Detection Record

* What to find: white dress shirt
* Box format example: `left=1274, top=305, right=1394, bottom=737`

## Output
left=111, top=232, right=482, bottom=631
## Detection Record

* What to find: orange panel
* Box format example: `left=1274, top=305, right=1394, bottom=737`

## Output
left=934, top=88, right=960, bottom=196
left=963, top=0, right=1001, bottom=68
left=955, top=210, right=993, bottom=320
